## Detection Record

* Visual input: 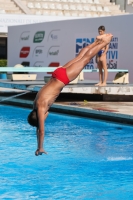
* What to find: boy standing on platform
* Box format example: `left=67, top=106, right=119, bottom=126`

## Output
left=95, top=26, right=109, bottom=86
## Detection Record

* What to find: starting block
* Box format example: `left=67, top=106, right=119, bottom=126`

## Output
left=7, top=64, right=37, bottom=81
left=113, top=72, right=129, bottom=84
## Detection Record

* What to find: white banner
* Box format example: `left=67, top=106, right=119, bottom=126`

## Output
left=0, top=14, right=75, bottom=33
left=8, top=14, right=133, bottom=82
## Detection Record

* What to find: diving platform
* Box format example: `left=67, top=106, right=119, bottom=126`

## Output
left=0, top=79, right=132, bottom=96
left=0, top=67, right=131, bottom=97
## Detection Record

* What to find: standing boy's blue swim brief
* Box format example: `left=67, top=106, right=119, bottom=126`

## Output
left=98, top=50, right=104, bottom=57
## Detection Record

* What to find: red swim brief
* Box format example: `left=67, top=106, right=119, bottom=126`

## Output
left=52, top=67, right=70, bottom=85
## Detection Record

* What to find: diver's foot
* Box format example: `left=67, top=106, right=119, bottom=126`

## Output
left=96, top=34, right=107, bottom=40
left=101, top=33, right=113, bottom=45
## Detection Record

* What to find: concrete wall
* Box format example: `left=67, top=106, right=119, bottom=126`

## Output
left=115, top=0, right=126, bottom=10
left=126, top=4, right=133, bottom=13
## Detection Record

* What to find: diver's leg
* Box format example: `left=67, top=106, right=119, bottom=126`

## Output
left=65, top=34, right=112, bottom=81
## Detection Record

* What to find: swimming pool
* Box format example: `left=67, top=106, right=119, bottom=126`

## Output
left=0, top=105, right=133, bottom=200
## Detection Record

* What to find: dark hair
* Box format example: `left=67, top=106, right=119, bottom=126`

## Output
left=98, top=26, right=105, bottom=31
left=27, top=110, right=38, bottom=127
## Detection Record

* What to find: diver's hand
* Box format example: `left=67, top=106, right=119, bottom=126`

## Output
left=35, top=148, right=47, bottom=156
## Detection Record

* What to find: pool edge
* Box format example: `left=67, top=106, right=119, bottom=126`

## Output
left=0, top=97, right=133, bottom=125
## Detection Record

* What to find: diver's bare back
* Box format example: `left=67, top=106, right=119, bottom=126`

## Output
left=33, top=77, right=65, bottom=112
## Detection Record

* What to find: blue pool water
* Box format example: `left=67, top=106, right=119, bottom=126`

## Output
left=0, top=105, right=133, bottom=200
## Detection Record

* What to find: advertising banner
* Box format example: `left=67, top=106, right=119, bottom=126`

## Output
left=8, top=14, right=133, bottom=82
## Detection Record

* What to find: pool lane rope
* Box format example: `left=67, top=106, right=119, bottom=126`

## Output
left=0, top=91, right=31, bottom=103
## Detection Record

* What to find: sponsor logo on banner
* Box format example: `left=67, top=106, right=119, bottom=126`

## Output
left=20, top=47, right=30, bottom=58
left=33, top=31, right=45, bottom=43
left=47, top=62, right=60, bottom=74
left=32, top=46, right=44, bottom=57
left=21, top=61, right=30, bottom=66
left=20, top=31, right=30, bottom=41
left=33, top=61, right=44, bottom=67
left=76, top=38, right=95, bottom=69
left=107, top=37, right=119, bottom=69
left=47, top=46, right=60, bottom=57
left=48, top=29, right=60, bottom=41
